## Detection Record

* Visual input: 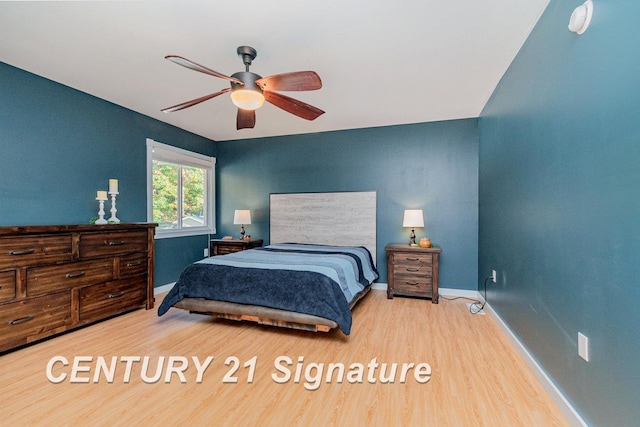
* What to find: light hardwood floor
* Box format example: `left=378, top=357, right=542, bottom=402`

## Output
left=1, top=290, right=569, bottom=426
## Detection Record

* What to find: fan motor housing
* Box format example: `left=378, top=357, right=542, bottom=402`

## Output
left=230, top=71, right=263, bottom=93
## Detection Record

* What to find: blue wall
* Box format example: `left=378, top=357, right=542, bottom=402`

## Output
left=0, top=62, right=215, bottom=286
left=479, top=1, right=640, bottom=425
left=1, top=62, right=479, bottom=290
left=217, top=121, right=479, bottom=288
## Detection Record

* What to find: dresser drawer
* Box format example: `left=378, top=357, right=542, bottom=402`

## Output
left=392, top=263, right=432, bottom=276
left=0, top=292, right=72, bottom=352
left=79, top=231, right=148, bottom=259
left=392, top=252, right=433, bottom=267
left=27, top=259, right=113, bottom=297
left=118, top=253, right=148, bottom=278
left=79, top=278, right=147, bottom=324
left=216, top=245, right=241, bottom=255
left=393, top=273, right=433, bottom=296
left=0, top=235, right=72, bottom=269
left=0, top=270, right=16, bottom=303
left=211, top=239, right=263, bottom=256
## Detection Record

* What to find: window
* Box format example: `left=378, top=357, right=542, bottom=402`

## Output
left=146, top=138, right=215, bottom=238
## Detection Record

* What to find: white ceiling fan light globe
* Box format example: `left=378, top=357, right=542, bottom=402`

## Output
left=568, top=0, right=593, bottom=35
left=230, top=89, right=265, bottom=110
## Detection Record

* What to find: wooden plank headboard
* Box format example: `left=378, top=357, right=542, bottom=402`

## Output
left=270, top=191, right=377, bottom=263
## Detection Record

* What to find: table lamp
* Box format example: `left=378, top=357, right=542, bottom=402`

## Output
left=233, top=210, right=251, bottom=239
left=403, top=209, right=424, bottom=246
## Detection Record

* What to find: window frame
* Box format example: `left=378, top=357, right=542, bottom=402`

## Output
left=146, top=138, right=216, bottom=239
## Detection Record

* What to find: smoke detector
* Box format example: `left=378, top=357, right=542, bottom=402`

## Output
left=568, top=0, right=593, bottom=35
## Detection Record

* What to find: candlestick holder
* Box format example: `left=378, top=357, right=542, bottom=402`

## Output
left=108, top=191, right=121, bottom=224
left=95, top=197, right=108, bottom=224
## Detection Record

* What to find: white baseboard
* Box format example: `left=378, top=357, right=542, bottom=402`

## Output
left=370, top=284, right=480, bottom=298
left=371, top=282, right=387, bottom=291
left=439, top=287, right=482, bottom=299
left=483, top=300, right=587, bottom=426
left=154, top=282, right=175, bottom=296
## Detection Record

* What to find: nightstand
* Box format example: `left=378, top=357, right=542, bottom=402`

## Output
left=210, top=239, right=263, bottom=256
left=385, top=244, right=441, bottom=303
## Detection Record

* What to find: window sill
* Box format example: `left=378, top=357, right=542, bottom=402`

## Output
left=154, top=227, right=214, bottom=239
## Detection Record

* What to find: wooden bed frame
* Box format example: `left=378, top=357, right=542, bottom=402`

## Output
left=173, top=191, right=377, bottom=332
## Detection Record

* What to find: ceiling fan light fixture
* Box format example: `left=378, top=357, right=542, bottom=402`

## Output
left=163, top=46, right=324, bottom=128
left=230, top=89, right=265, bottom=110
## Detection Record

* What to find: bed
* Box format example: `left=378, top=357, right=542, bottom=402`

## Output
left=158, top=191, right=378, bottom=334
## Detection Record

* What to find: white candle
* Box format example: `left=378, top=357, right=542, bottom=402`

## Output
left=109, top=179, right=118, bottom=193
left=97, top=190, right=107, bottom=199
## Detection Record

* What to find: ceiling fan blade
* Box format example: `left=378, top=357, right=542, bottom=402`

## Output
left=263, top=91, right=325, bottom=121
left=162, top=88, right=231, bottom=113
left=237, top=109, right=256, bottom=130
left=256, top=71, right=322, bottom=92
left=165, top=55, right=243, bottom=84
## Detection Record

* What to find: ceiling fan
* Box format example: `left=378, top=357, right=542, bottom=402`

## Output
left=162, top=46, right=325, bottom=130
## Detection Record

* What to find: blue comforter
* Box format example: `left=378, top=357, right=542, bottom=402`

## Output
left=158, top=243, right=378, bottom=334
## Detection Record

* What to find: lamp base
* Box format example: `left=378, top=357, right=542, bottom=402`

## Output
left=409, top=228, right=417, bottom=246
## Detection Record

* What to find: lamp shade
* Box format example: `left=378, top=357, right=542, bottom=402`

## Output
left=233, top=210, right=251, bottom=225
left=402, top=209, right=424, bottom=228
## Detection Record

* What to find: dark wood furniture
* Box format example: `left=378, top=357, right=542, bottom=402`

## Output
left=385, top=244, right=441, bottom=303
left=210, top=238, right=263, bottom=256
left=0, top=223, right=156, bottom=353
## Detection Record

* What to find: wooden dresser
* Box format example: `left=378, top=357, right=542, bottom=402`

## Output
left=0, top=223, right=156, bottom=353
left=210, top=238, right=263, bottom=256
left=385, top=244, right=441, bottom=303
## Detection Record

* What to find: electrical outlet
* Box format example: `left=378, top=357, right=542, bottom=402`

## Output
left=203, top=248, right=209, bottom=257
left=491, top=270, right=497, bottom=283
left=578, top=332, right=590, bottom=361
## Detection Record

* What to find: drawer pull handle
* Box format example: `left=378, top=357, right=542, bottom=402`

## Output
left=9, top=248, right=35, bottom=256
left=126, top=261, right=142, bottom=267
left=405, top=257, right=419, bottom=261
left=405, top=268, right=420, bottom=272
left=9, top=315, right=34, bottom=325
left=405, top=281, right=420, bottom=286
left=108, top=240, right=126, bottom=246
left=108, top=291, right=125, bottom=299
left=65, top=271, right=86, bottom=279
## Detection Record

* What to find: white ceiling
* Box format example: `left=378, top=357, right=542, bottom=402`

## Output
left=0, top=0, right=549, bottom=142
